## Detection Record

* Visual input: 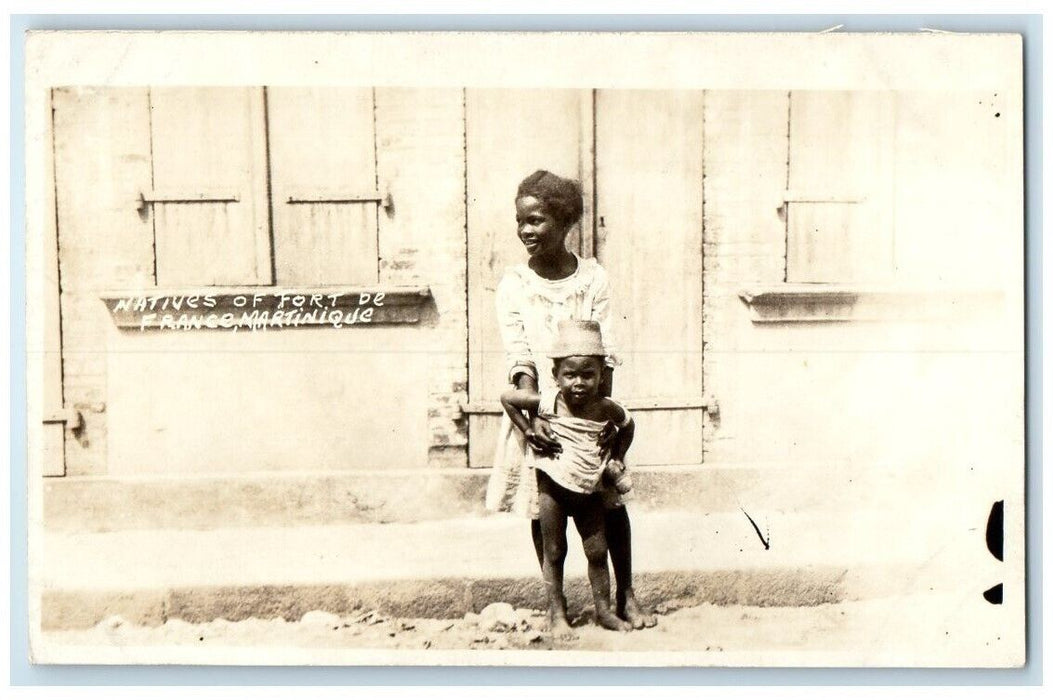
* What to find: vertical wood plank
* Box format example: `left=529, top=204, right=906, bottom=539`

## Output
left=579, top=89, right=596, bottom=259
left=594, top=90, right=705, bottom=465
left=42, top=89, right=65, bottom=476
left=787, top=91, right=896, bottom=283
left=595, top=90, right=705, bottom=399
left=150, top=87, right=271, bottom=286
left=52, top=87, right=155, bottom=475
left=267, top=87, right=379, bottom=285
left=465, top=89, right=584, bottom=467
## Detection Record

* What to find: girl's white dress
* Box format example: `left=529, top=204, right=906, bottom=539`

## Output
left=484, top=254, right=624, bottom=519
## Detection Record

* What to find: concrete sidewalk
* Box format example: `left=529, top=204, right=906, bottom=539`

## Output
left=39, top=507, right=966, bottom=629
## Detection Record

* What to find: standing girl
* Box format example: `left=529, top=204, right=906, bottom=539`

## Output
left=484, top=169, right=655, bottom=630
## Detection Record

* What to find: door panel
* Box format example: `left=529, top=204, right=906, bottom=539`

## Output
left=465, top=89, right=588, bottom=467
left=594, top=90, right=705, bottom=465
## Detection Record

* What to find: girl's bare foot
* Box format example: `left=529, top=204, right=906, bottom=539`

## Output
left=595, top=608, right=633, bottom=632
left=618, top=591, right=658, bottom=629
left=549, top=610, right=577, bottom=640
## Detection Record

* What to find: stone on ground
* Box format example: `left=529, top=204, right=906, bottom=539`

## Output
left=478, top=602, right=518, bottom=632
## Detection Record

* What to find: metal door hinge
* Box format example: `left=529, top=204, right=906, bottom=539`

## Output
left=139, top=190, right=240, bottom=204
left=137, top=190, right=240, bottom=217
left=286, top=191, right=394, bottom=214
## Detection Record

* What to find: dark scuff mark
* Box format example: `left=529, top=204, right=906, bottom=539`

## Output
left=986, top=500, right=1004, bottom=562
left=983, top=583, right=1003, bottom=605
left=741, top=508, right=770, bottom=550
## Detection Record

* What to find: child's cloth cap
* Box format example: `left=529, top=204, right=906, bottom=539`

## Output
left=547, top=319, right=606, bottom=358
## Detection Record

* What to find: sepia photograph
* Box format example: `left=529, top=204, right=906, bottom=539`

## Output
left=23, top=31, right=1026, bottom=667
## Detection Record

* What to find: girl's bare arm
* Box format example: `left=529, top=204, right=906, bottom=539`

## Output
left=512, top=373, right=563, bottom=455
left=500, top=389, right=542, bottom=438
left=600, top=399, right=635, bottom=462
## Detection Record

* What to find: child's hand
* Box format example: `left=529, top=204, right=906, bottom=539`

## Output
left=526, top=416, right=562, bottom=456
left=597, top=421, right=619, bottom=458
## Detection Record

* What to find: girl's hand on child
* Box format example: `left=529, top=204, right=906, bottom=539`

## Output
left=528, top=416, right=562, bottom=456
left=604, top=458, right=633, bottom=494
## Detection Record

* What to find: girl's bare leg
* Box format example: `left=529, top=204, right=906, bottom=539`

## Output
left=531, top=518, right=544, bottom=570
left=576, top=505, right=632, bottom=632
left=537, top=478, right=575, bottom=639
left=606, top=505, right=657, bottom=629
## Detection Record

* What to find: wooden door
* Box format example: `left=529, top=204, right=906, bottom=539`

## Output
left=465, top=89, right=706, bottom=468
left=465, top=89, right=593, bottom=467
left=593, top=90, right=706, bottom=466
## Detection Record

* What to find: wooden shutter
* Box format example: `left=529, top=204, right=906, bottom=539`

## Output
left=786, top=91, right=896, bottom=283
left=266, top=87, right=380, bottom=285
left=148, top=87, right=272, bottom=286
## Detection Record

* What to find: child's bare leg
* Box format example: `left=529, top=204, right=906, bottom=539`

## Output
left=606, top=505, right=657, bottom=629
left=576, top=504, right=632, bottom=632
left=537, top=476, right=575, bottom=639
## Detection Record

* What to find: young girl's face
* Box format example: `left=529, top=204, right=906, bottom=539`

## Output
left=516, top=196, right=569, bottom=258
left=553, top=356, right=603, bottom=408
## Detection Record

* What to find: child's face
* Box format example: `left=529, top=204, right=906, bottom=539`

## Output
left=552, top=356, right=604, bottom=408
left=516, top=196, right=568, bottom=258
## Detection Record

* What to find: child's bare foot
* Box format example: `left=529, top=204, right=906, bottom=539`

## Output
left=596, top=608, right=633, bottom=632
left=548, top=610, right=577, bottom=640
left=618, top=591, right=658, bottom=629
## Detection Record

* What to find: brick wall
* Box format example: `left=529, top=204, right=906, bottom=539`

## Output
left=375, top=88, right=469, bottom=467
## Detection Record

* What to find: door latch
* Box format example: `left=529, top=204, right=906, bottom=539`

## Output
left=43, top=407, right=83, bottom=433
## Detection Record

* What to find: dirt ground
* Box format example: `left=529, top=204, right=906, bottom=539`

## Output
left=39, top=591, right=1017, bottom=665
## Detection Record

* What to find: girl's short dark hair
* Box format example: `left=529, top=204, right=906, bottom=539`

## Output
left=517, top=170, right=584, bottom=228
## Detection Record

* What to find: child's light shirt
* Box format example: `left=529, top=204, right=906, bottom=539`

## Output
left=530, top=389, right=627, bottom=495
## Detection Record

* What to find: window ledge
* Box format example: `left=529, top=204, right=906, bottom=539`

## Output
left=101, top=285, right=432, bottom=331
left=738, top=284, right=1004, bottom=323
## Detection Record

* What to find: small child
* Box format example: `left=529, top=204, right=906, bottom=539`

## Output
left=500, top=320, right=637, bottom=638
